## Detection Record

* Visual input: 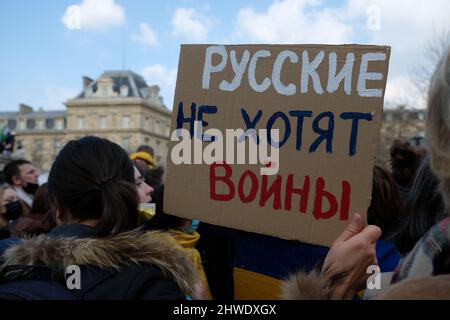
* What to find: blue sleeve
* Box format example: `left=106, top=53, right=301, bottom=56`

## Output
left=376, top=240, right=402, bottom=272
left=0, top=237, right=23, bottom=258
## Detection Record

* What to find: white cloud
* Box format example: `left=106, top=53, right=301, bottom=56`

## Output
left=61, top=0, right=125, bottom=32
left=142, top=64, right=178, bottom=109
left=171, top=8, right=209, bottom=42
left=345, top=0, right=450, bottom=109
left=29, top=85, right=79, bottom=110
left=44, top=85, right=79, bottom=109
left=232, top=0, right=449, bottom=108
left=234, top=0, right=352, bottom=43
left=132, top=23, right=159, bottom=47
left=344, top=0, right=450, bottom=72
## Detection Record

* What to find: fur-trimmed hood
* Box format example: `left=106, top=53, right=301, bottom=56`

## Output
left=280, top=271, right=334, bottom=300
left=0, top=230, right=201, bottom=298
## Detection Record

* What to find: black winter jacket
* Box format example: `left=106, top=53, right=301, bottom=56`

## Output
left=0, top=224, right=199, bottom=299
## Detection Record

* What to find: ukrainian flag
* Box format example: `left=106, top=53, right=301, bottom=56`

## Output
left=233, top=230, right=401, bottom=300
left=233, top=230, right=328, bottom=300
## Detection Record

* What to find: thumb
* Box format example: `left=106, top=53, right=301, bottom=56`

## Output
left=355, top=225, right=382, bottom=244
left=335, top=213, right=363, bottom=243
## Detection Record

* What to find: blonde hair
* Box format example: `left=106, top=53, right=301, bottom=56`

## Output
left=426, top=46, right=450, bottom=212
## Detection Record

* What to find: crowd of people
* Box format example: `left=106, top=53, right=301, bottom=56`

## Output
left=0, top=46, right=449, bottom=300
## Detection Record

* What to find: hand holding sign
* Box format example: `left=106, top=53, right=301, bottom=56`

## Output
left=321, top=213, right=381, bottom=299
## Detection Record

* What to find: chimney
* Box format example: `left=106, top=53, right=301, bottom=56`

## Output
left=83, top=76, right=93, bottom=89
left=19, top=103, right=33, bottom=114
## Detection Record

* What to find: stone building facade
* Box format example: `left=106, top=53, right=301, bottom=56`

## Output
left=377, top=106, right=427, bottom=165
left=0, top=70, right=172, bottom=171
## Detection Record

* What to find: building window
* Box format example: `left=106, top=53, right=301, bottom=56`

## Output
left=155, top=119, right=160, bottom=134
left=26, top=119, right=36, bottom=130
left=99, top=116, right=107, bottom=129
left=409, top=136, right=425, bottom=147
left=122, top=137, right=130, bottom=151
left=156, top=140, right=161, bottom=146
left=145, top=117, right=150, bottom=130
left=7, top=119, right=16, bottom=130
left=45, top=118, right=55, bottom=130
left=145, top=137, right=149, bottom=144
left=77, top=116, right=85, bottom=129
left=122, top=115, right=131, bottom=128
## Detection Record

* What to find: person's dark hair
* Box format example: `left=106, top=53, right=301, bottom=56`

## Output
left=3, top=159, right=31, bottom=185
left=30, top=183, right=55, bottom=232
left=144, top=166, right=164, bottom=189
left=367, top=164, right=406, bottom=239
left=389, top=157, right=447, bottom=255
left=30, top=183, right=50, bottom=215
left=390, top=139, right=426, bottom=188
left=137, top=145, right=154, bottom=157
left=143, top=184, right=187, bottom=231
left=47, top=136, right=139, bottom=237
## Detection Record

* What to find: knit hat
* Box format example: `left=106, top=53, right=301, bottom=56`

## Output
left=130, top=151, right=156, bottom=169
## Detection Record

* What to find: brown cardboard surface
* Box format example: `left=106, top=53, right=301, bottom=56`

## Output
left=164, top=44, right=391, bottom=247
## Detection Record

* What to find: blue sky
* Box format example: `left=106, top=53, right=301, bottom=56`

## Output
left=0, top=0, right=449, bottom=111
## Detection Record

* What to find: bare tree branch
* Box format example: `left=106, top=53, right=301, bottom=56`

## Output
left=412, top=28, right=450, bottom=100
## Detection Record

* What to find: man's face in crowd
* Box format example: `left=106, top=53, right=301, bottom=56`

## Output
left=17, top=164, right=40, bottom=186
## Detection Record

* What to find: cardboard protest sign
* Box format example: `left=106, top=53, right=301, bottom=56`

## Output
left=164, top=44, right=391, bottom=247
